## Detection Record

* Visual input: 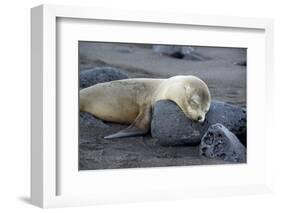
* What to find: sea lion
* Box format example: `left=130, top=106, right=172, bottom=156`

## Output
left=80, top=75, right=211, bottom=139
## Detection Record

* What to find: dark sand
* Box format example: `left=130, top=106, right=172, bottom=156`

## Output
left=79, top=42, right=246, bottom=170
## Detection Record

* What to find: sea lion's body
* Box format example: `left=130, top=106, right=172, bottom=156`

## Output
left=80, top=75, right=211, bottom=139
left=80, top=78, right=161, bottom=124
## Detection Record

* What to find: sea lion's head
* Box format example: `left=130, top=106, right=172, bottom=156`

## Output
left=182, top=76, right=211, bottom=122
left=167, top=76, right=211, bottom=123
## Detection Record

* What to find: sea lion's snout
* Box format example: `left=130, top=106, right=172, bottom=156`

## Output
left=196, top=115, right=205, bottom=123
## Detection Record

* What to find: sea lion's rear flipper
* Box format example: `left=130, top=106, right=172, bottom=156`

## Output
left=104, top=105, right=151, bottom=139
left=104, top=126, right=148, bottom=139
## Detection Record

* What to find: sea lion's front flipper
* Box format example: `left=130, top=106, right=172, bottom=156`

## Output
left=104, top=105, right=151, bottom=139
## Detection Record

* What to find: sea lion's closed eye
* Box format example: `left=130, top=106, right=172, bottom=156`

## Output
left=189, top=99, right=199, bottom=108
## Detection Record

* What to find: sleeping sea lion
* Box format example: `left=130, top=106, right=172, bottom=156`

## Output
left=80, top=75, right=211, bottom=139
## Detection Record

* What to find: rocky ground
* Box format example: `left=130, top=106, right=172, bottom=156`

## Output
left=79, top=114, right=230, bottom=170
left=79, top=42, right=247, bottom=170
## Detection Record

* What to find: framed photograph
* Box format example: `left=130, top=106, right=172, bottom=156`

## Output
left=31, top=4, right=274, bottom=208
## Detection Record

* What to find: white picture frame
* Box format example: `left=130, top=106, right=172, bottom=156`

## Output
left=31, top=4, right=274, bottom=208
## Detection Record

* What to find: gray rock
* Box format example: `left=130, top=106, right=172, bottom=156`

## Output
left=80, top=112, right=108, bottom=128
left=200, top=123, right=246, bottom=163
left=151, top=100, right=246, bottom=146
left=181, top=47, right=211, bottom=61
left=80, top=67, right=128, bottom=89
left=152, top=45, right=182, bottom=57
left=152, top=45, right=210, bottom=61
left=206, top=100, right=246, bottom=145
left=183, top=52, right=211, bottom=61
left=151, top=100, right=205, bottom=146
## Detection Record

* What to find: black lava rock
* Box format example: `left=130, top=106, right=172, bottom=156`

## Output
left=80, top=67, right=128, bottom=89
left=200, top=123, right=246, bottom=163
left=151, top=101, right=205, bottom=146
left=152, top=45, right=210, bottom=61
left=152, top=45, right=182, bottom=57
left=206, top=100, right=247, bottom=146
left=151, top=100, right=246, bottom=146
